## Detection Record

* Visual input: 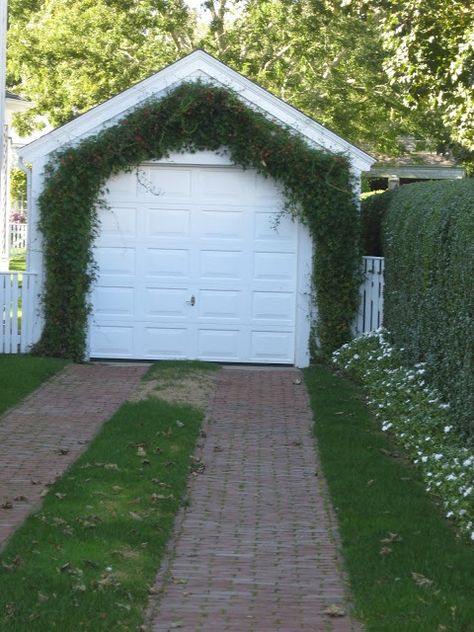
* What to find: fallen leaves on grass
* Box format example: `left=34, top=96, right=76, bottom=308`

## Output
left=381, top=532, right=402, bottom=545
left=411, top=572, right=434, bottom=588
left=1, top=556, right=23, bottom=572
left=151, top=493, right=175, bottom=502
left=380, top=546, right=393, bottom=556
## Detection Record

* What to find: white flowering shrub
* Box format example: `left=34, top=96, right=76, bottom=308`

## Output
left=332, top=329, right=474, bottom=541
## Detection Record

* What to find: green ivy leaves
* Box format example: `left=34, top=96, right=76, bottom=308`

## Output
left=34, top=82, right=359, bottom=361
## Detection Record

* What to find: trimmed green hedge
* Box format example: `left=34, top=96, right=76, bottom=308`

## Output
left=383, top=180, right=474, bottom=439
left=360, top=189, right=393, bottom=255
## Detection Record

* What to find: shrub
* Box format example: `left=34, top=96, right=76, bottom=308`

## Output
left=360, top=189, right=393, bottom=255
left=333, top=330, right=474, bottom=541
left=383, top=179, right=474, bottom=439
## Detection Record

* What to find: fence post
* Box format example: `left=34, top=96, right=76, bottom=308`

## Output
left=354, top=257, right=385, bottom=336
left=1, top=271, right=38, bottom=353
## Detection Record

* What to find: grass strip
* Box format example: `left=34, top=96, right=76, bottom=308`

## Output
left=0, top=355, right=68, bottom=417
left=0, top=366, right=208, bottom=631
left=304, top=364, right=474, bottom=632
left=8, top=251, right=26, bottom=272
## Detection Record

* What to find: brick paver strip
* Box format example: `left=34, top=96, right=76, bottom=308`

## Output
left=146, top=367, right=363, bottom=632
left=0, top=363, right=147, bottom=549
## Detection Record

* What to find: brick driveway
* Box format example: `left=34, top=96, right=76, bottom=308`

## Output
left=0, top=363, right=147, bottom=549
left=146, top=367, right=362, bottom=632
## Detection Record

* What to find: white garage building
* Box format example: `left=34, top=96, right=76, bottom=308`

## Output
left=18, top=51, right=374, bottom=366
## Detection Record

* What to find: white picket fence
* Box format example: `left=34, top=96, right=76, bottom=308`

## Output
left=0, top=272, right=37, bottom=354
left=354, top=256, right=384, bottom=336
left=9, top=222, right=28, bottom=251
left=1, top=258, right=384, bottom=356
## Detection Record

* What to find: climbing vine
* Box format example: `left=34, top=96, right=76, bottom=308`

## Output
left=34, top=82, right=360, bottom=361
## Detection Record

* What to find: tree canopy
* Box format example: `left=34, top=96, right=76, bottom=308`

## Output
left=380, top=0, right=474, bottom=153
left=7, top=0, right=195, bottom=132
left=8, top=0, right=472, bottom=157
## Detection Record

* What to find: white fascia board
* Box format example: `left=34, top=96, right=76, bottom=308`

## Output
left=18, top=50, right=375, bottom=171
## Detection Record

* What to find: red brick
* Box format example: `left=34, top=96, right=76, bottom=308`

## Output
left=145, top=367, right=363, bottom=632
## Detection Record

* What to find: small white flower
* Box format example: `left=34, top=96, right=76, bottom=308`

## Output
left=444, top=426, right=452, bottom=433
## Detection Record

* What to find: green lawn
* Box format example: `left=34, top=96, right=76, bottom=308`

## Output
left=304, top=364, right=474, bottom=632
left=8, top=250, right=26, bottom=272
left=0, top=362, right=212, bottom=631
left=0, top=355, right=69, bottom=417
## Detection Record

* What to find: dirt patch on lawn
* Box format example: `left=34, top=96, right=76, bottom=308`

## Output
left=130, top=370, right=218, bottom=411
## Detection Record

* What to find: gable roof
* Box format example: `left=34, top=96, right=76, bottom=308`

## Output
left=18, top=49, right=375, bottom=171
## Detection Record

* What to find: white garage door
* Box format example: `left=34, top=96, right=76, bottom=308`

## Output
left=89, top=160, right=304, bottom=363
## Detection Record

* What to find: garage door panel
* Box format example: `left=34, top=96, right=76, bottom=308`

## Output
left=105, top=173, right=138, bottom=200
left=197, top=329, right=240, bottom=360
left=251, top=291, right=294, bottom=322
left=144, top=287, right=190, bottom=318
left=93, top=286, right=135, bottom=317
left=253, top=252, right=296, bottom=281
left=253, top=175, right=283, bottom=200
left=198, top=290, right=242, bottom=320
left=143, top=327, right=191, bottom=358
left=200, top=250, right=243, bottom=280
left=95, top=247, right=136, bottom=276
left=90, top=325, right=134, bottom=357
left=99, top=207, right=137, bottom=237
left=138, top=167, right=192, bottom=199
left=148, top=208, right=190, bottom=237
left=250, top=331, right=294, bottom=362
left=255, top=211, right=294, bottom=241
left=145, top=248, right=189, bottom=278
left=199, top=169, right=254, bottom=200
left=199, top=209, right=245, bottom=239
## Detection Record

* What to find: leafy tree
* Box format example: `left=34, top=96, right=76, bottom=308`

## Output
left=380, top=0, right=474, bottom=153
left=7, top=0, right=195, bottom=132
left=200, top=0, right=434, bottom=154
left=343, top=0, right=474, bottom=155
left=8, top=0, right=438, bottom=155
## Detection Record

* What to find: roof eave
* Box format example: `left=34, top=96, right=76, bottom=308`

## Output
left=18, top=50, right=375, bottom=171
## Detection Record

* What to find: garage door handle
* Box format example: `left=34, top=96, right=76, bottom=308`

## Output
left=186, top=295, right=196, bottom=306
